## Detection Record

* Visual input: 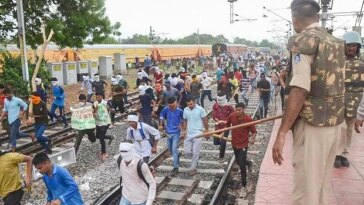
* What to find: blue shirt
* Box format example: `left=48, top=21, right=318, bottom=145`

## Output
left=3, top=96, right=28, bottom=124
left=52, top=86, right=65, bottom=106
left=160, top=106, right=183, bottom=134
left=183, top=105, right=207, bottom=137
left=216, top=70, right=224, bottom=81
left=42, top=165, right=83, bottom=205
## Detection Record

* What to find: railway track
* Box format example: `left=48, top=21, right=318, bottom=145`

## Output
left=0, top=91, right=141, bottom=155
left=94, top=91, right=260, bottom=205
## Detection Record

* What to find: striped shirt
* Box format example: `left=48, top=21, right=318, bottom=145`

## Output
left=241, top=78, right=251, bottom=91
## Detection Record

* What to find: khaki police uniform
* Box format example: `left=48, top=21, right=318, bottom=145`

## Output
left=338, top=57, right=364, bottom=155
left=287, top=23, right=345, bottom=205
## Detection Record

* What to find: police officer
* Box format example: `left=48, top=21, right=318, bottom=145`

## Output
left=334, top=31, right=364, bottom=168
left=272, top=1, right=346, bottom=204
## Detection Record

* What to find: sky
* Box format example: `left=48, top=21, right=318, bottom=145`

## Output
left=105, top=0, right=362, bottom=44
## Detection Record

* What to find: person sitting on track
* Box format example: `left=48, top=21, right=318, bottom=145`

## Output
left=126, top=115, right=160, bottom=163
left=212, top=92, right=235, bottom=163
left=226, top=102, right=256, bottom=198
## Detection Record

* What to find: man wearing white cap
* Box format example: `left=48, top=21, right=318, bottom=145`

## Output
left=136, top=71, right=152, bottom=88
left=118, top=143, right=156, bottom=205
left=34, top=77, right=49, bottom=103
left=200, top=72, right=214, bottom=108
left=126, top=115, right=160, bottom=163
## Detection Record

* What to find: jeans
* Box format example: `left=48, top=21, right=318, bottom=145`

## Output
left=200, top=90, right=213, bottom=108
left=49, top=103, right=68, bottom=126
left=3, top=189, right=24, bottom=205
left=110, top=100, right=125, bottom=123
left=74, top=129, right=96, bottom=153
left=250, top=78, right=256, bottom=93
left=167, top=132, right=180, bottom=168
left=184, top=135, right=202, bottom=170
left=119, top=196, right=146, bottom=205
left=34, top=123, right=50, bottom=152
left=234, top=147, right=249, bottom=187
left=241, top=89, right=249, bottom=105
left=259, top=95, right=270, bottom=118
left=10, top=118, right=30, bottom=148
left=192, top=95, right=201, bottom=105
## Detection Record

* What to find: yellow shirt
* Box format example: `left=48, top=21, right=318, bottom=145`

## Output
left=229, top=78, right=239, bottom=87
left=0, top=153, right=24, bottom=198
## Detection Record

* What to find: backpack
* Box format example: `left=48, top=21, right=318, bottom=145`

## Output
left=130, top=122, right=155, bottom=147
left=116, top=156, right=150, bottom=188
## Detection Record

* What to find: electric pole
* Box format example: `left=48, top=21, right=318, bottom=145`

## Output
left=16, top=0, right=29, bottom=82
left=320, top=0, right=332, bottom=28
left=228, top=0, right=237, bottom=24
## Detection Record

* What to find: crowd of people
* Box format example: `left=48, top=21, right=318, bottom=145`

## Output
left=1, top=1, right=364, bottom=204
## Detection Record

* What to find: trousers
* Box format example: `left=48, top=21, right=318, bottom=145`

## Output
left=167, top=132, right=180, bottom=168
left=184, top=136, right=202, bottom=170
left=3, top=189, right=24, bottom=205
left=337, top=117, right=355, bottom=156
left=9, top=119, right=30, bottom=148
left=292, top=119, right=342, bottom=205
left=96, top=125, right=112, bottom=154
left=74, top=129, right=96, bottom=153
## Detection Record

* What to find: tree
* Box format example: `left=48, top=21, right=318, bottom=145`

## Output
left=0, top=0, right=118, bottom=48
left=122, top=34, right=150, bottom=44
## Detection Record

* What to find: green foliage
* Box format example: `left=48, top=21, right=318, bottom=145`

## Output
left=0, top=0, right=119, bottom=48
left=0, top=51, right=50, bottom=97
left=233, top=37, right=259, bottom=47
left=122, top=34, right=151, bottom=44
left=101, top=37, right=120, bottom=44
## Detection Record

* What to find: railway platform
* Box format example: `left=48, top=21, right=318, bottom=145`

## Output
left=255, top=111, right=364, bottom=205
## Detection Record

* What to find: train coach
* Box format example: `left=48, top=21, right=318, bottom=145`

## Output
left=212, top=43, right=248, bottom=56
left=2, top=44, right=212, bottom=64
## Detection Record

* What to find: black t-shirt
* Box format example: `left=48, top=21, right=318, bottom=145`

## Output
left=33, top=101, right=49, bottom=124
left=92, top=80, right=106, bottom=93
left=257, top=79, right=271, bottom=97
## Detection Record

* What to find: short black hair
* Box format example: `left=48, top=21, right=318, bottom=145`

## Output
left=192, top=74, right=197, bottom=78
left=3, top=87, right=12, bottom=95
left=167, top=96, right=176, bottom=103
left=292, top=4, right=320, bottom=19
left=31, top=92, right=40, bottom=97
left=186, top=95, right=195, bottom=103
left=235, top=102, right=246, bottom=109
left=32, top=152, right=51, bottom=166
left=95, top=92, right=103, bottom=97
left=217, top=91, right=226, bottom=97
left=94, top=73, right=99, bottom=76
left=79, top=94, right=86, bottom=100
left=50, top=77, right=57, bottom=81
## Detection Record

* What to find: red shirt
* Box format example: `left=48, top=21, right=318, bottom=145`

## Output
left=154, top=72, right=164, bottom=84
left=0, top=95, right=5, bottom=109
left=226, top=113, right=257, bottom=149
left=234, top=71, right=243, bottom=81
left=212, top=103, right=235, bottom=130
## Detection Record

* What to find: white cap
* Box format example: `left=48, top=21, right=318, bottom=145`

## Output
left=138, top=85, right=146, bottom=95
left=180, top=67, right=185, bottom=72
left=111, top=77, right=118, bottom=85
left=116, top=75, right=123, bottom=80
left=119, top=142, right=134, bottom=152
left=127, top=115, right=139, bottom=122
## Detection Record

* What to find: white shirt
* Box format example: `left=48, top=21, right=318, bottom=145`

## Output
left=126, top=122, right=161, bottom=157
left=201, top=77, right=213, bottom=90
left=120, top=157, right=156, bottom=205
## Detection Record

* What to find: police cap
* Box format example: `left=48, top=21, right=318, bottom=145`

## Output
left=291, top=0, right=320, bottom=13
